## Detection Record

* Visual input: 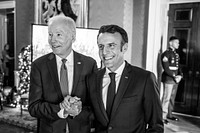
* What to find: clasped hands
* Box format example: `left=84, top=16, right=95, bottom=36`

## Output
left=174, top=75, right=182, bottom=83
left=60, top=95, right=82, bottom=117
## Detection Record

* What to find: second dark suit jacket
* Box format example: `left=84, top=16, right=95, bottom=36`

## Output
left=87, top=62, right=163, bottom=133
left=28, top=51, right=97, bottom=133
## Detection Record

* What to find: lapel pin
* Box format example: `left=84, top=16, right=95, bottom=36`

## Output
left=125, top=76, right=128, bottom=79
left=77, top=62, right=81, bottom=64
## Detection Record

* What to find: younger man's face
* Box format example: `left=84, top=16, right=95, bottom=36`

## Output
left=97, top=32, right=127, bottom=72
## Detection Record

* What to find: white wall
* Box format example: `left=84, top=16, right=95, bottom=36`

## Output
left=146, top=0, right=169, bottom=77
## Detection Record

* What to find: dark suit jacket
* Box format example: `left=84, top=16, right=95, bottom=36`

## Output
left=28, top=51, right=97, bottom=133
left=87, top=62, right=163, bottom=133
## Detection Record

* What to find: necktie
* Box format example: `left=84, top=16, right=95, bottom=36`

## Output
left=60, top=59, right=69, bottom=97
left=106, top=72, right=116, bottom=118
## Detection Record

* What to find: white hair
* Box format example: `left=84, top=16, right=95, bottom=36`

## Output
left=48, top=15, right=76, bottom=36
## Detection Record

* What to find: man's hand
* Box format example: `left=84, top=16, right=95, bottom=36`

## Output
left=175, top=75, right=182, bottom=83
left=68, top=96, right=82, bottom=117
left=60, top=95, right=82, bottom=117
left=60, top=95, right=71, bottom=109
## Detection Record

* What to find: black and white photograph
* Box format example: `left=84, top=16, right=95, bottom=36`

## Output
left=0, top=0, right=200, bottom=133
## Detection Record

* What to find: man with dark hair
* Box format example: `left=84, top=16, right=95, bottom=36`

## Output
left=87, top=24, right=163, bottom=133
left=161, top=36, right=182, bottom=124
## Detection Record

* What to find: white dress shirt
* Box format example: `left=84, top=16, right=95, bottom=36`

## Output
left=57, top=51, right=74, bottom=119
left=102, top=61, right=125, bottom=109
left=56, top=51, right=74, bottom=133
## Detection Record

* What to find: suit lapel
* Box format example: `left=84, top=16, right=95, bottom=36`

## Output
left=71, top=51, right=83, bottom=95
left=110, top=62, right=132, bottom=119
left=96, top=68, right=109, bottom=122
left=47, top=53, right=63, bottom=99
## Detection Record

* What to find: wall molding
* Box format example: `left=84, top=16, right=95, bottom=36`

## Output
left=169, top=0, right=200, bottom=4
left=0, top=1, right=15, bottom=9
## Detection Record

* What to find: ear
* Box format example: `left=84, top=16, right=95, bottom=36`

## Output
left=169, top=41, right=173, bottom=46
left=72, top=34, right=76, bottom=43
left=122, top=43, right=128, bottom=53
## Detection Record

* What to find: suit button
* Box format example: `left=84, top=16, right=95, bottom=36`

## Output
left=108, top=126, right=113, bottom=130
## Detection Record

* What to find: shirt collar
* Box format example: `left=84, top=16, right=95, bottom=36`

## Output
left=169, top=47, right=175, bottom=51
left=106, top=61, right=125, bottom=76
left=55, top=50, right=74, bottom=64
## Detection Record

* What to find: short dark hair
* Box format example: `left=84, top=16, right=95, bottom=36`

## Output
left=169, top=36, right=179, bottom=41
left=97, top=25, right=128, bottom=45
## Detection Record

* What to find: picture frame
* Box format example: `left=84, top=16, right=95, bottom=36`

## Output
left=34, top=0, right=88, bottom=28
left=31, top=24, right=101, bottom=67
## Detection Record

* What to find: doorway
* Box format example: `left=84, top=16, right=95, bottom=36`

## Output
left=168, top=2, right=200, bottom=116
left=0, top=8, right=15, bottom=87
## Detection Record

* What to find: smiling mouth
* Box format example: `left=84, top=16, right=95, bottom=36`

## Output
left=52, top=45, right=61, bottom=49
left=104, top=56, right=114, bottom=61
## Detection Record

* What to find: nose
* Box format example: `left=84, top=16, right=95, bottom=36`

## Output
left=102, top=46, right=110, bottom=55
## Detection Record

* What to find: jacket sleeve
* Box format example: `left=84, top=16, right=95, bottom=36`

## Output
left=144, top=72, right=164, bottom=133
left=28, top=62, right=61, bottom=121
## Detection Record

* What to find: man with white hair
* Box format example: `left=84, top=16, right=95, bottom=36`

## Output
left=29, top=15, right=97, bottom=133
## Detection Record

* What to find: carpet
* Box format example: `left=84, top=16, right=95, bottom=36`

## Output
left=0, top=106, right=37, bottom=132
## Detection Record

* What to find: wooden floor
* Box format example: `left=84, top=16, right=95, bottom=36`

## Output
left=164, top=112, right=200, bottom=133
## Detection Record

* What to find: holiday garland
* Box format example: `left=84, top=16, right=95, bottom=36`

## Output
left=18, top=45, right=31, bottom=94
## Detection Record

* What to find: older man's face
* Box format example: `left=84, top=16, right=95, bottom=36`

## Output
left=48, top=21, right=74, bottom=58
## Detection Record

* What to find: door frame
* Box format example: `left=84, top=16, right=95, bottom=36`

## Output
left=167, top=2, right=200, bottom=116
left=0, top=1, right=15, bottom=57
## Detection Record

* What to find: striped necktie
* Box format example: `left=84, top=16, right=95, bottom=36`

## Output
left=60, top=59, right=69, bottom=97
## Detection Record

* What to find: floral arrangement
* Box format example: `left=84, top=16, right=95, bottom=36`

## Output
left=18, top=45, right=31, bottom=94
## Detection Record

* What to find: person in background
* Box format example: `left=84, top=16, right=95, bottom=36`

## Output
left=28, top=16, right=97, bottom=133
left=1, top=44, right=14, bottom=87
left=86, top=24, right=163, bottom=133
left=161, top=36, right=182, bottom=124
